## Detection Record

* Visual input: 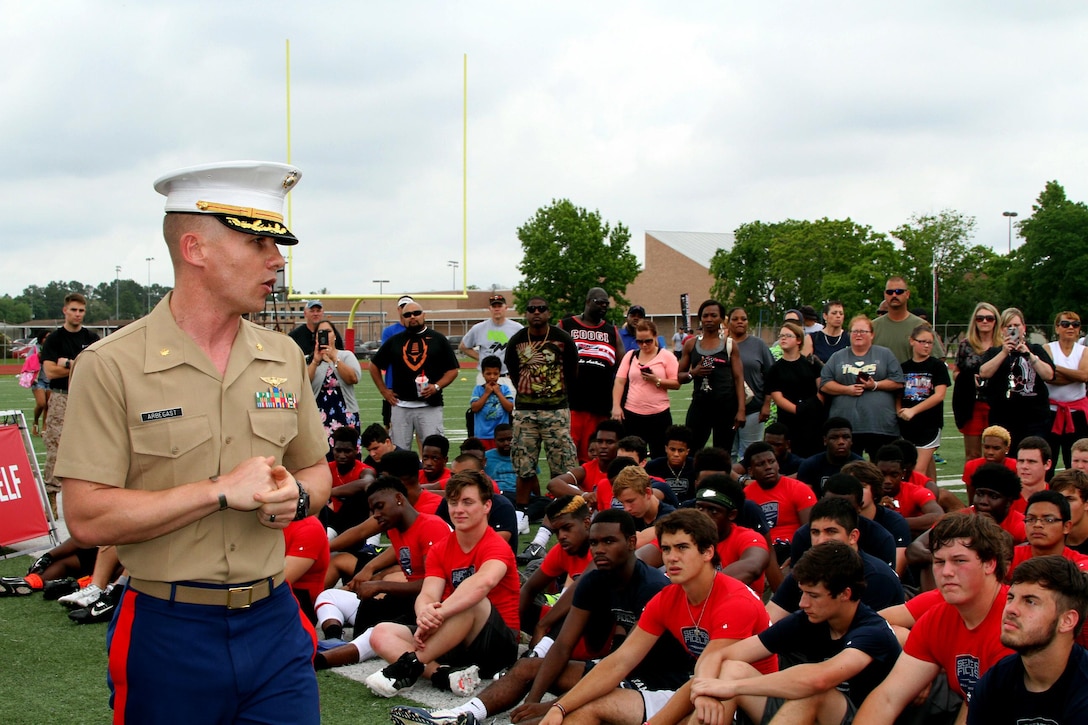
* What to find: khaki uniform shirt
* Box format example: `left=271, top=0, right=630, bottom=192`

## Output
left=55, top=294, right=328, bottom=584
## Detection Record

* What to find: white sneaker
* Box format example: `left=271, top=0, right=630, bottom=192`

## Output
left=58, top=583, right=103, bottom=609
left=389, top=706, right=462, bottom=725
left=515, top=510, right=529, bottom=535
left=446, top=665, right=481, bottom=696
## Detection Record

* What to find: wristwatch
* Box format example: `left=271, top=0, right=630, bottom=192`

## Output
left=294, top=480, right=311, bottom=520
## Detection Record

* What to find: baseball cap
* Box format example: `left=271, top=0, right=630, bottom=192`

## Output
left=695, top=486, right=739, bottom=511
left=799, top=305, right=819, bottom=321
left=397, top=296, right=415, bottom=308
left=628, top=305, right=646, bottom=316
left=783, top=308, right=803, bottom=322
left=154, top=160, right=301, bottom=244
left=489, top=294, right=506, bottom=305
left=305, top=300, right=323, bottom=309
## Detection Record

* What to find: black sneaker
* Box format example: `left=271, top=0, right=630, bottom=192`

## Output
left=0, top=577, right=34, bottom=597
left=516, top=543, right=547, bottom=565
left=28, top=553, right=54, bottom=576
left=43, top=578, right=79, bottom=601
left=365, top=651, right=425, bottom=697
left=69, top=587, right=120, bottom=624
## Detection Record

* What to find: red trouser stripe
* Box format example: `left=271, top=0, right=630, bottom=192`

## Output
left=109, top=589, right=139, bottom=725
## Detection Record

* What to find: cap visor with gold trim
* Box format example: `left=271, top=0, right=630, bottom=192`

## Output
left=154, top=160, right=302, bottom=244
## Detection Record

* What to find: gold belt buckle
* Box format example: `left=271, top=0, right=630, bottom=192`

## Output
left=226, top=584, right=256, bottom=609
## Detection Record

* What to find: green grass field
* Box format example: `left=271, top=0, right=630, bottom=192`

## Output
left=0, top=365, right=970, bottom=725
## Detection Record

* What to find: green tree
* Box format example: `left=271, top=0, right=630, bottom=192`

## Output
left=1009, top=180, right=1088, bottom=324
left=513, top=199, right=639, bottom=323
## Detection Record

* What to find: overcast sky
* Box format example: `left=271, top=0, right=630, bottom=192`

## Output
left=2, top=2, right=1085, bottom=304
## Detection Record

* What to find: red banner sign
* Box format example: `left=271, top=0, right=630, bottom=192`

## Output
left=0, top=425, right=49, bottom=547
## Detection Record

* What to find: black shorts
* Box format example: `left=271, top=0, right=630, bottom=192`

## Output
left=436, top=603, right=517, bottom=678
left=740, top=694, right=856, bottom=725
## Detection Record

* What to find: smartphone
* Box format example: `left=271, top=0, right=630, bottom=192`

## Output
left=857, top=370, right=872, bottom=383
left=1006, top=326, right=1020, bottom=344
left=318, top=329, right=330, bottom=347
left=640, top=365, right=652, bottom=374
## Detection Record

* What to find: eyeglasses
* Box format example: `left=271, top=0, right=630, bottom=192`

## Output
left=1059, top=320, right=1082, bottom=329
left=850, top=329, right=872, bottom=335
left=885, top=288, right=907, bottom=296
left=1024, top=515, right=1064, bottom=526
left=974, top=315, right=996, bottom=323
left=526, top=305, right=548, bottom=313
left=402, top=310, right=423, bottom=318
left=635, top=338, right=655, bottom=345
left=778, top=333, right=797, bottom=340
left=912, top=338, right=934, bottom=345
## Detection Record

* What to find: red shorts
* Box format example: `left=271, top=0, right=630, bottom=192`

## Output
left=957, top=401, right=990, bottom=436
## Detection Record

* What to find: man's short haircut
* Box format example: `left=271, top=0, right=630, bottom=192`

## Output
left=360, top=422, right=391, bottom=448
left=810, top=496, right=860, bottom=534
left=693, top=447, right=731, bottom=473
left=823, top=300, right=844, bottom=314
left=840, top=460, right=884, bottom=495
left=607, top=455, right=640, bottom=480
left=929, top=512, right=1013, bottom=581
left=1026, top=489, right=1071, bottom=521
left=1010, top=555, right=1088, bottom=636
left=546, top=494, right=590, bottom=522
left=742, top=441, right=775, bottom=468
left=592, top=508, right=637, bottom=539
left=655, top=509, right=719, bottom=563
left=367, top=474, right=408, bottom=499
left=664, top=425, right=693, bottom=447
left=1050, top=469, right=1088, bottom=501
left=422, top=434, right=450, bottom=457
left=1072, top=438, right=1088, bottom=454
left=764, top=422, right=790, bottom=439
left=616, top=435, right=648, bottom=461
left=480, top=355, right=503, bottom=371
left=822, top=417, right=853, bottom=435
left=494, top=423, right=514, bottom=436
left=382, top=450, right=422, bottom=480
left=696, top=473, right=745, bottom=511
left=595, top=419, right=625, bottom=438
left=453, top=453, right=484, bottom=471
left=460, top=437, right=486, bottom=453
left=1017, top=436, right=1052, bottom=463
left=890, top=439, right=918, bottom=470
left=981, top=425, right=1012, bottom=446
left=792, top=542, right=866, bottom=601
left=612, top=465, right=651, bottom=497
left=886, top=275, right=908, bottom=288
left=445, top=471, right=493, bottom=503
left=971, top=462, right=1022, bottom=500
left=874, top=444, right=905, bottom=465
left=331, top=426, right=359, bottom=446
left=64, top=292, right=87, bottom=306
left=822, top=473, right=864, bottom=505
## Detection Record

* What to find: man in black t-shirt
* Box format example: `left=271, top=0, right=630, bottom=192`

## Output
left=40, top=292, right=100, bottom=511
left=684, top=541, right=901, bottom=725
left=796, top=417, right=862, bottom=497
left=287, top=299, right=323, bottom=359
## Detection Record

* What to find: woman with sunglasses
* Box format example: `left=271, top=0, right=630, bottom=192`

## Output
left=1046, top=311, right=1088, bottom=468
left=952, top=302, right=1001, bottom=460
left=308, top=320, right=362, bottom=455
left=979, top=307, right=1055, bottom=455
left=610, top=319, right=679, bottom=458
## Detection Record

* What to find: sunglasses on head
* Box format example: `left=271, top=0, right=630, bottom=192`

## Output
left=884, top=288, right=907, bottom=296
left=402, top=309, right=423, bottom=318
left=975, top=314, right=996, bottom=323
left=526, top=305, right=548, bottom=313
left=1059, top=320, right=1082, bottom=329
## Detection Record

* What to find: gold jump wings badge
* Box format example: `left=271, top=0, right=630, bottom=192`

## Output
left=256, top=376, right=296, bottom=409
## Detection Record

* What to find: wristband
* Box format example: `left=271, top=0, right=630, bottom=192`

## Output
left=553, top=703, right=567, bottom=717
left=218, top=494, right=228, bottom=511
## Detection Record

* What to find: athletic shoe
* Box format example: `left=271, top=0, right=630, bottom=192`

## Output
left=455, top=715, right=479, bottom=725
left=365, top=651, right=425, bottom=697
left=58, top=583, right=102, bottom=609
left=515, top=510, right=530, bottom=535
left=0, top=576, right=34, bottom=597
left=27, top=553, right=54, bottom=576
left=69, top=587, right=120, bottom=624
left=516, top=542, right=547, bottom=565
left=431, top=664, right=481, bottom=695
left=42, top=578, right=79, bottom=600
left=389, top=706, right=462, bottom=725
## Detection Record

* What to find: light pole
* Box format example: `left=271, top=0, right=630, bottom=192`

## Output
left=145, top=257, right=155, bottom=313
left=373, top=278, right=389, bottom=332
left=1002, top=211, right=1018, bottom=254
left=115, top=266, right=121, bottom=320
left=448, top=260, right=459, bottom=290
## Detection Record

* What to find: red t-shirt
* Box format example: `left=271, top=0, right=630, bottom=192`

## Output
left=327, top=460, right=371, bottom=512
left=904, top=584, right=1013, bottom=701
left=904, top=588, right=944, bottom=621
left=413, top=489, right=444, bottom=516
left=891, top=481, right=937, bottom=518
left=638, top=572, right=777, bottom=674
left=434, top=470, right=502, bottom=494
left=539, top=543, right=592, bottom=587
left=716, top=525, right=769, bottom=595
left=1009, top=544, right=1088, bottom=580
left=582, top=458, right=612, bottom=509
left=424, top=526, right=520, bottom=630
left=420, top=467, right=452, bottom=488
left=962, top=457, right=1016, bottom=485
left=744, top=476, right=816, bottom=542
left=956, top=506, right=1027, bottom=544
left=388, top=513, right=452, bottom=582
left=284, top=517, right=331, bottom=607
left=1009, top=491, right=1047, bottom=516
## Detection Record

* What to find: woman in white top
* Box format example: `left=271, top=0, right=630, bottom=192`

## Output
left=308, top=320, right=362, bottom=453
left=1047, top=310, right=1088, bottom=468
left=611, top=319, right=680, bottom=459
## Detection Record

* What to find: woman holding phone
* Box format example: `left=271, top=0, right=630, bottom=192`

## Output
left=308, top=320, right=362, bottom=452
left=611, top=319, right=679, bottom=458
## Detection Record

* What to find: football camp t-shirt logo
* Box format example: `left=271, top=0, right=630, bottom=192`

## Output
left=402, top=337, right=429, bottom=373
left=956, top=654, right=981, bottom=701
left=451, top=565, right=475, bottom=588
left=398, top=546, right=412, bottom=576
left=760, top=501, right=780, bottom=529
left=681, top=625, right=710, bottom=656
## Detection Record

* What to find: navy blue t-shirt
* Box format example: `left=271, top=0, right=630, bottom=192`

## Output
left=968, top=645, right=1088, bottom=724
left=796, top=452, right=863, bottom=497
left=791, top=516, right=896, bottom=570
left=773, top=550, right=903, bottom=613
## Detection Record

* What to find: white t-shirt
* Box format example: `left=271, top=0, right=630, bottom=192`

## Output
left=461, top=318, right=523, bottom=374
